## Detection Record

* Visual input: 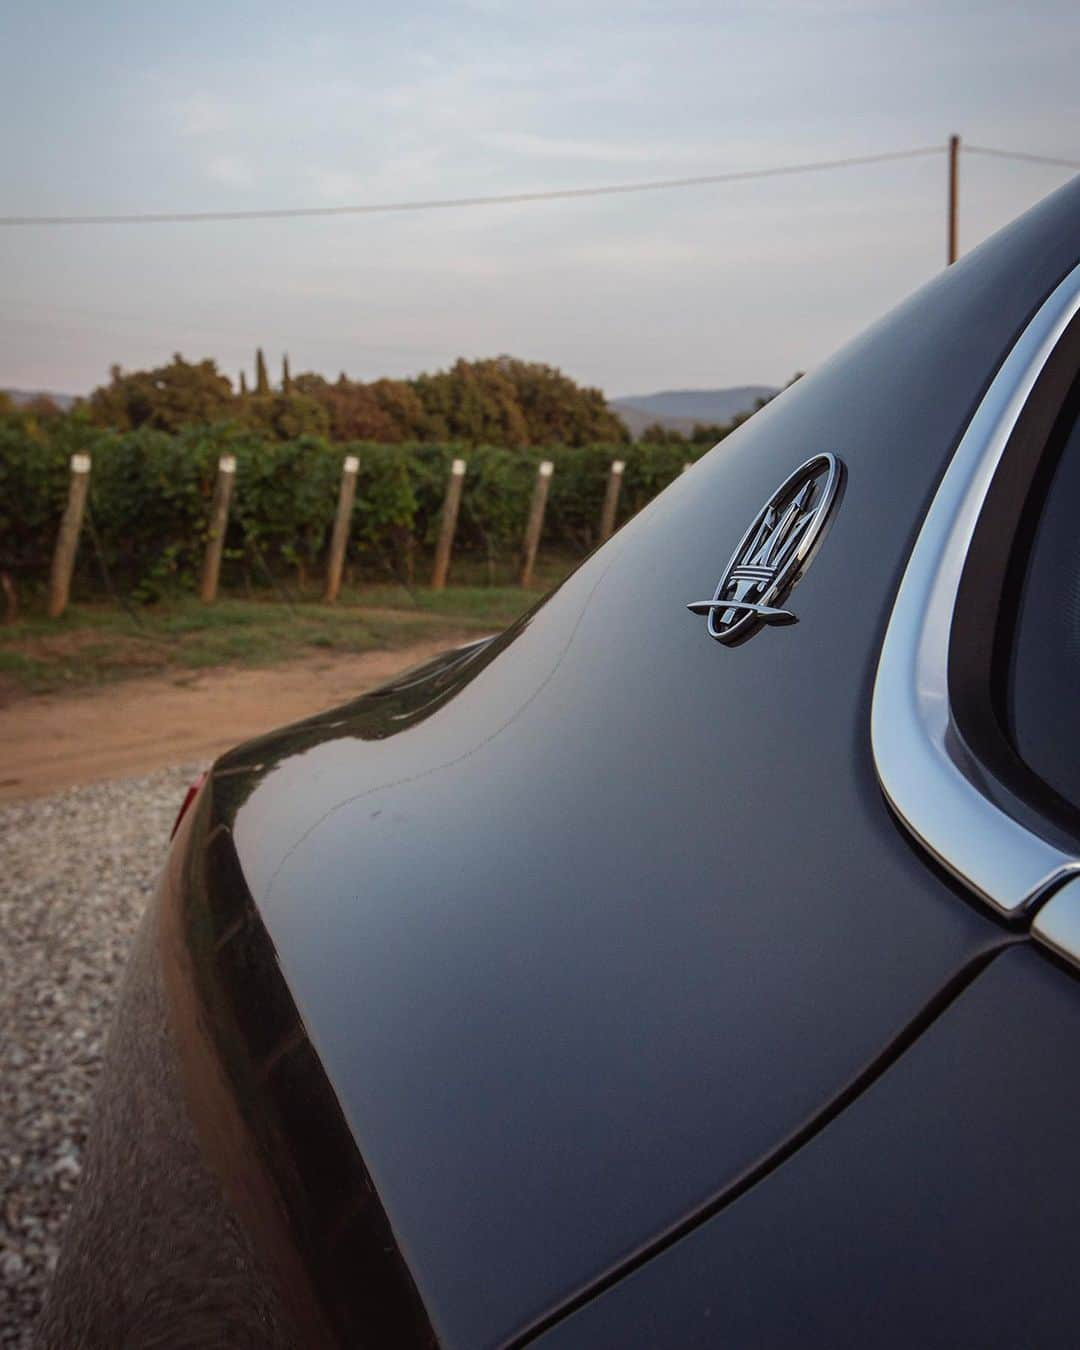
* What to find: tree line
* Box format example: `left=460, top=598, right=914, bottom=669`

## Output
left=60, top=352, right=628, bottom=447
left=0, top=351, right=782, bottom=449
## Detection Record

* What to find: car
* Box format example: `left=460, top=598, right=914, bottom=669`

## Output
left=41, top=172, right=1080, bottom=1349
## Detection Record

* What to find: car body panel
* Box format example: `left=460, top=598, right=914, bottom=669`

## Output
left=195, top=178, right=1080, bottom=1348
left=531, top=943, right=1080, bottom=1350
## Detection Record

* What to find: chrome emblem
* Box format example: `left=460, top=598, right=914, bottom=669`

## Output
left=688, top=452, right=844, bottom=645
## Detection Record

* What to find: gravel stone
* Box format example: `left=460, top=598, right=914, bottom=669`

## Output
left=0, top=765, right=203, bottom=1348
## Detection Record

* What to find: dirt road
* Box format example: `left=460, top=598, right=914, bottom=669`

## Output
left=0, top=638, right=472, bottom=804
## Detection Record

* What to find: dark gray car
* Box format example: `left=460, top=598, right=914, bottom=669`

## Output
left=43, top=173, right=1080, bottom=1349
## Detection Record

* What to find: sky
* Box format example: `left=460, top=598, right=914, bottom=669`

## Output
left=1, top=0, right=1078, bottom=399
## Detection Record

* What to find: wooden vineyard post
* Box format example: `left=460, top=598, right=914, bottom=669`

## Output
left=200, top=454, right=236, bottom=603
left=598, top=459, right=625, bottom=543
left=520, top=460, right=554, bottom=588
left=324, top=454, right=360, bottom=603
left=431, top=458, right=466, bottom=591
left=1, top=573, right=16, bottom=625
left=48, top=453, right=92, bottom=618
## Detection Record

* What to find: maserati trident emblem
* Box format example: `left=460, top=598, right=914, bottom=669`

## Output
left=688, top=452, right=844, bottom=645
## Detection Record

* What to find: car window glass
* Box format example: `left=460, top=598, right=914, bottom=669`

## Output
left=1008, top=389, right=1080, bottom=813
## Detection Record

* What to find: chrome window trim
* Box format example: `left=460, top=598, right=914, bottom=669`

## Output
left=871, top=259, right=1080, bottom=918
left=1033, top=877, right=1080, bottom=962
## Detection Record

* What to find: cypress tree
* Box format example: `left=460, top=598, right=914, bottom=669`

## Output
left=282, top=354, right=292, bottom=393
left=255, top=347, right=270, bottom=395
left=239, top=370, right=248, bottom=396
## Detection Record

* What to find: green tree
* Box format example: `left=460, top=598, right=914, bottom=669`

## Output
left=368, top=378, right=432, bottom=440
left=688, top=422, right=732, bottom=447
left=409, top=356, right=627, bottom=448
left=411, top=358, right=529, bottom=447
left=87, top=355, right=234, bottom=433
left=255, top=348, right=270, bottom=396
left=22, top=394, right=63, bottom=419
left=282, top=354, right=292, bottom=393
left=289, top=373, right=428, bottom=442
left=239, top=370, right=248, bottom=396
left=244, top=392, right=330, bottom=440
left=494, top=356, right=628, bottom=446
left=639, top=422, right=686, bottom=446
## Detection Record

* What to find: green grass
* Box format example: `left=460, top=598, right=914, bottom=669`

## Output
left=0, top=549, right=581, bottom=698
left=0, top=575, right=570, bottom=698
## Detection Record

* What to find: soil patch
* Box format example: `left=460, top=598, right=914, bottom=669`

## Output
left=0, top=638, right=471, bottom=803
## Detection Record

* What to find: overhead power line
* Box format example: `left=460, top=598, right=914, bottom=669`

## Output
left=965, top=145, right=1080, bottom=170
left=2, top=140, right=1074, bottom=232
left=0, top=146, right=944, bottom=227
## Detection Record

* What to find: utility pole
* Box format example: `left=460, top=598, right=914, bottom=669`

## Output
left=947, top=134, right=960, bottom=265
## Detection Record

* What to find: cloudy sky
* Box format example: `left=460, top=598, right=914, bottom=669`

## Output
left=1, top=0, right=1077, bottom=399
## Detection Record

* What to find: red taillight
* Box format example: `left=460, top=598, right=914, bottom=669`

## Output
left=171, top=772, right=207, bottom=840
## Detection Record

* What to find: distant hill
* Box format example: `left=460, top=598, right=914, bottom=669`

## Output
left=3, top=388, right=79, bottom=411
left=610, top=385, right=778, bottom=439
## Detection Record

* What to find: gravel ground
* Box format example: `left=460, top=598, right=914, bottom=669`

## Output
left=0, top=765, right=203, bottom=1348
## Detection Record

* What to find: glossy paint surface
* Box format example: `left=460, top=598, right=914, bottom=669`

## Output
left=534, top=944, right=1080, bottom=1350
left=38, top=844, right=303, bottom=1349
left=191, top=178, right=1080, bottom=1349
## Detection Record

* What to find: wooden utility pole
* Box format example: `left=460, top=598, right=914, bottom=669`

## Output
left=47, top=453, right=91, bottom=618
left=200, top=455, right=236, bottom=603
left=324, top=454, right=359, bottom=603
left=599, top=459, right=625, bottom=543
left=431, top=458, right=466, bottom=591
left=948, top=134, right=960, bottom=265
left=520, top=460, right=554, bottom=588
